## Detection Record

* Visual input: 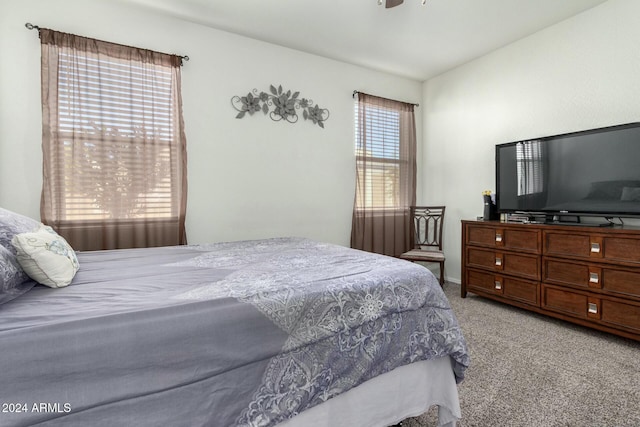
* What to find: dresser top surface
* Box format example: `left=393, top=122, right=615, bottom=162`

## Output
left=462, top=220, right=640, bottom=234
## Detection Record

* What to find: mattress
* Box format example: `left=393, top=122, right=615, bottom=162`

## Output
left=0, top=237, right=468, bottom=426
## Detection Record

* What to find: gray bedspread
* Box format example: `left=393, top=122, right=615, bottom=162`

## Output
left=0, top=237, right=469, bottom=427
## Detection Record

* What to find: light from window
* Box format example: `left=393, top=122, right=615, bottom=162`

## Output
left=354, top=102, right=404, bottom=209
left=53, top=52, right=179, bottom=221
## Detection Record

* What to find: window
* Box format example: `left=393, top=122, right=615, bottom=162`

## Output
left=39, top=29, right=187, bottom=250
left=516, top=140, right=544, bottom=196
left=350, top=92, right=416, bottom=257
left=354, top=103, right=402, bottom=209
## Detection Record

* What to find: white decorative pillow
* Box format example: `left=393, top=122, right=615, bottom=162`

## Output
left=11, top=225, right=79, bottom=288
left=621, top=186, right=640, bottom=202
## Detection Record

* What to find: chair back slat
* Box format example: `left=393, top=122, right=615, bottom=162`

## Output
left=412, top=206, right=445, bottom=250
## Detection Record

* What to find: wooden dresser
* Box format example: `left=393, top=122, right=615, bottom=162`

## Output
left=461, top=220, right=640, bottom=341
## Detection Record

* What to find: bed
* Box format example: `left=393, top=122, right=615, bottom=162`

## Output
left=542, top=180, right=640, bottom=215
left=1, top=215, right=469, bottom=427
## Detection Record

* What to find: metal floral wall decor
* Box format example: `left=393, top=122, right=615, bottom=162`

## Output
left=231, top=84, right=330, bottom=128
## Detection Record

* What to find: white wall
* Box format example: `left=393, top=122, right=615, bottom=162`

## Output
left=422, top=0, right=640, bottom=283
left=9, top=0, right=637, bottom=276
left=0, top=0, right=423, bottom=247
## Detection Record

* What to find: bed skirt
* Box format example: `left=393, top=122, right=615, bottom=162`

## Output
left=280, top=356, right=460, bottom=427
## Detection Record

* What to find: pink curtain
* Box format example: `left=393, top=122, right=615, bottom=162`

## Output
left=39, top=29, right=187, bottom=250
left=350, top=93, right=417, bottom=257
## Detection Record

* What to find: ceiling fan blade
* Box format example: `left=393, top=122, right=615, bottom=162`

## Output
left=385, top=0, right=404, bottom=8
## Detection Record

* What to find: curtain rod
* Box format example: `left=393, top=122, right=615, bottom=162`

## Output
left=352, top=90, right=419, bottom=107
left=25, top=22, right=189, bottom=64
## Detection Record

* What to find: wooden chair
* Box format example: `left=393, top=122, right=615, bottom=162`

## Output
left=400, top=206, right=446, bottom=286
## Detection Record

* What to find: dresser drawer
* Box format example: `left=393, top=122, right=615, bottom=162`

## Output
left=466, top=269, right=539, bottom=306
left=601, top=269, right=640, bottom=298
left=543, top=258, right=595, bottom=290
left=542, top=284, right=640, bottom=332
left=603, top=236, right=640, bottom=265
left=543, top=232, right=593, bottom=259
left=466, top=247, right=540, bottom=280
left=601, top=299, right=640, bottom=333
left=466, top=224, right=540, bottom=253
left=543, top=258, right=640, bottom=298
left=541, top=285, right=599, bottom=320
left=544, top=230, right=640, bottom=265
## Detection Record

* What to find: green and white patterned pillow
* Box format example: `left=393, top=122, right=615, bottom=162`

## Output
left=12, top=225, right=79, bottom=288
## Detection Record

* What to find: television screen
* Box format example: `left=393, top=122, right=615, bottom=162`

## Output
left=496, top=122, right=640, bottom=218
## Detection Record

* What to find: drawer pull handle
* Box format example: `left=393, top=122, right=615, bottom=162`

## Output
left=590, top=243, right=601, bottom=253
left=588, top=303, right=598, bottom=314
left=495, top=257, right=502, bottom=266
left=494, top=281, right=502, bottom=290
left=495, top=233, right=502, bottom=243
left=589, top=272, right=599, bottom=284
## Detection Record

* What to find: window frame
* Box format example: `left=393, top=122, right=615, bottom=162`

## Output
left=354, top=101, right=407, bottom=212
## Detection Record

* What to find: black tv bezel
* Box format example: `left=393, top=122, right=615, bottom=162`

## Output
left=495, top=122, right=640, bottom=219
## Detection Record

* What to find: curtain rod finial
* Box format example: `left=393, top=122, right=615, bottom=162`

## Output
left=25, top=22, right=40, bottom=30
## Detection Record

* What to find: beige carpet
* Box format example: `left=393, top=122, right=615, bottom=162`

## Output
left=402, top=282, right=640, bottom=427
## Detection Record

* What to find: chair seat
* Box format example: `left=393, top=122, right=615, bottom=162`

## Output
left=400, top=249, right=445, bottom=261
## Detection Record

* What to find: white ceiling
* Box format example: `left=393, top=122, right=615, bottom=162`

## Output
left=122, top=0, right=608, bottom=81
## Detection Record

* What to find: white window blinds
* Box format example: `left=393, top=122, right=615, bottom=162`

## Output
left=354, top=102, right=403, bottom=209
left=516, top=140, right=544, bottom=197
left=51, top=50, right=179, bottom=221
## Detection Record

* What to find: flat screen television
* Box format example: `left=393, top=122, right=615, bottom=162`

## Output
left=496, top=122, right=640, bottom=220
